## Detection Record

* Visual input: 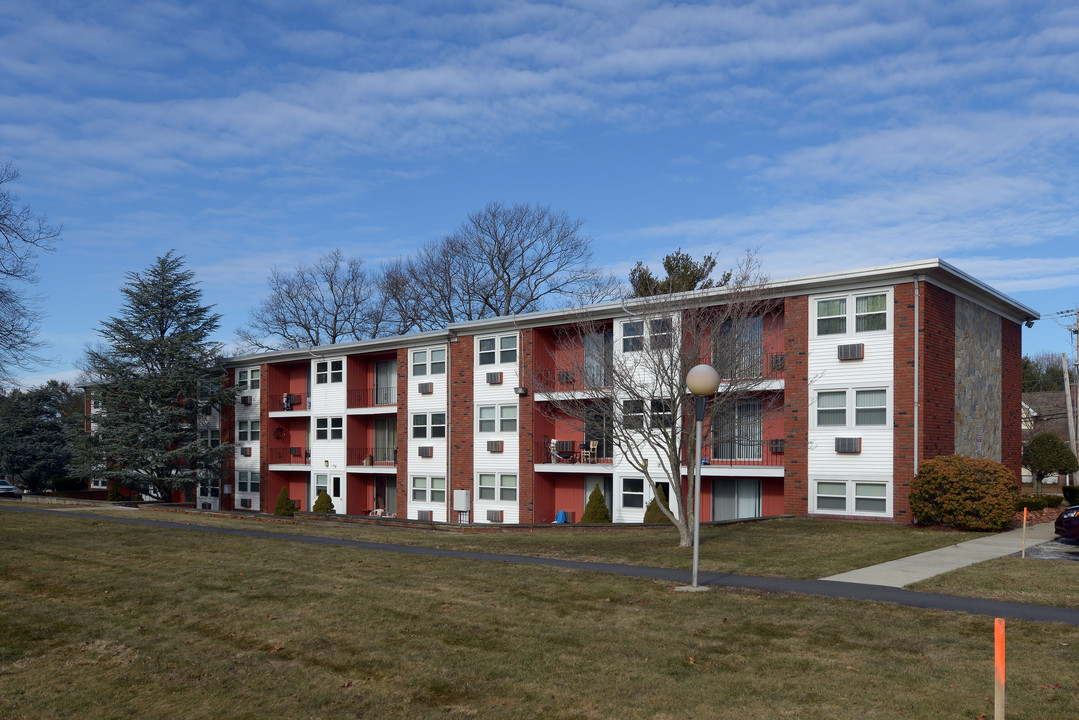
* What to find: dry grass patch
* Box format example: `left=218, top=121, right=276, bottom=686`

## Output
left=911, top=556, right=1079, bottom=608
left=2, top=511, right=1077, bottom=719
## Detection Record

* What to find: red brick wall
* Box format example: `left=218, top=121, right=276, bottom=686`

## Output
left=519, top=329, right=536, bottom=522
left=395, top=348, right=409, bottom=515
left=783, top=295, right=809, bottom=515
left=449, top=337, right=475, bottom=513
left=259, top=363, right=268, bottom=512
left=892, top=283, right=916, bottom=521
left=918, top=282, right=956, bottom=466
left=1001, top=318, right=1023, bottom=480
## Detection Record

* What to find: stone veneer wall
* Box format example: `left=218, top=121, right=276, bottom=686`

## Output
left=954, top=296, right=1002, bottom=460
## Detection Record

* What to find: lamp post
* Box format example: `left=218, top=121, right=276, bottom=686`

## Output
left=683, top=363, right=721, bottom=590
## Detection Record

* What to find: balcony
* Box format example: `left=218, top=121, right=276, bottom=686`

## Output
left=535, top=440, right=613, bottom=465
left=704, top=441, right=785, bottom=467
left=347, top=386, right=397, bottom=409
left=267, top=447, right=309, bottom=465
left=347, top=446, right=397, bottom=466
left=269, top=393, right=307, bottom=412
left=533, top=368, right=612, bottom=394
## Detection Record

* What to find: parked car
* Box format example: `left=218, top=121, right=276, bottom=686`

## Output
left=0, top=479, right=23, bottom=499
left=1055, top=505, right=1079, bottom=540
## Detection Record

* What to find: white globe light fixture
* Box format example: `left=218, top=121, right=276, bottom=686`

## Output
left=683, top=364, right=720, bottom=590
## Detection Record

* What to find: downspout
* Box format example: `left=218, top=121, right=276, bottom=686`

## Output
left=913, top=274, right=920, bottom=473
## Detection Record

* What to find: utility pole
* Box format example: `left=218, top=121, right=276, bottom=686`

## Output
left=1065, top=348, right=1078, bottom=488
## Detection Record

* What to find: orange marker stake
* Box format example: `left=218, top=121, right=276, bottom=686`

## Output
left=1022, top=507, right=1028, bottom=559
left=995, top=618, right=1005, bottom=720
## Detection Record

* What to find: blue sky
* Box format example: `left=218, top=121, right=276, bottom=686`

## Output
left=3, top=0, right=1078, bottom=386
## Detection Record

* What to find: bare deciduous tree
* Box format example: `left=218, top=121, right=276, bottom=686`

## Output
left=382, top=202, right=618, bottom=332
left=0, top=161, right=61, bottom=380
left=533, top=252, right=782, bottom=547
left=238, top=250, right=383, bottom=351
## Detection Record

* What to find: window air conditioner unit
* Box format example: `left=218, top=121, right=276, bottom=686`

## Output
left=417, top=510, right=433, bottom=521
left=487, top=440, right=504, bottom=453
left=240, top=396, right=252, bottom=406
left=838, top=344, right=864, bottom=361
left=835, top=437, right=862, bottom=454
left=486, top=509, right=504, bottom=523
left=418, top=382, right=434, bottom=394
left=770, top=353, right=786, bottom=370
left=769, top=439, right=786, bottom=453
left=557, top=370, right=575, bottom=383
left=240, top=447, right=252, bottom=457
left=486, top=372, right=503, bottom=385
left=418, top=446, right=434, bottom=458
left=240, top=498, right=252, bottom=509
left=289, top=446, right=301, bottom=456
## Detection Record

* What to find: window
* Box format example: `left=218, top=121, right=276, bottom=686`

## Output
left=316, top=417, right=343, bottom=440
left=814, top=480, right=888, bottom=515
left=623, top=400, right=645, bottom=430
left=714, top=399, right=763, bottom=460
left=650, top=399, right=673, bottom=428
left=622, top=478, right=645, bottom=508
left=315, top=359, right=343, bottom=384
left=411, top=476, right=427, bottom=501
left=238, top=471, right=249, bottom=493
left=430, top=348, right=446, bottom=374
left=237, top=420, right=260, bottom=442
left=431, top=413, right=446, bottom=438
left=478, top=335, right=517, bottom=365
left=477, top=473, right=516, bottom=502
left=622, top=321, right=644, bottom=352
left=855, top=294, right=887, bottom=332
left=478, top=405, right=515, bottom=433
left=478, top=406, right=496, bottom=433
left=817, top=299, right=846, bottom=335
left=816, top=293, right=888, bottom=336
left=716, top=317, right=763, bottom=379
left=816, top=391, right=846, bottom=426
left=855, top=389, right=887, bottom=426
left=650, top=319, right=672, bottom=349
left=316, top=474, right=328, bottom=496
left=412, top=414, right=428, bottom=439
left=499, top=406, right=517, bottom=433
left=200, top=429, right=220, bottom=447
left=237, top=368, right=260, bottom=390
left=412, top=350, right=428, bottom=376
left=248, top=471, right=261, bottom=493
left=430, top=477, right=446, bottom=503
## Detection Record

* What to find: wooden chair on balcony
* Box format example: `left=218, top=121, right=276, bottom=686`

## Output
left=579, top=440, right=598, bottom=463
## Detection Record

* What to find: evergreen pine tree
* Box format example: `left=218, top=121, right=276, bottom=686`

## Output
left=72, top=252, right=234, bottom=501
left=273, top=487, right=295, bottom=516
left=580, top=483, right=612, bottom=523
left=312, top=489, right=335, bottom=513
left=643, top=484, right=672, bottom=523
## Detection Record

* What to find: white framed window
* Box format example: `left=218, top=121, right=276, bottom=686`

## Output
left=650, top=399, right=673, bottom=428
left=478, top=405, right=515, bottom=433
left=315, top=474, right=328, bottom=496
left=236, top=470, right=260, bottom=493
left=813, top=479, right=889, bottom=516
left=316, top=359, right=343, bottom=384
left=237, top=421, right=259, bottom=442
left=622, top=321, right=644, bottom=352
left=413, top=476, right=446, bottom=503
left=478, top=335, right=517, bottom=365
left=237, top=368, right=260, bottom=390
left=622, top=400, right=645, bottom=430
left=412, top=413, right=446, bottom=439
left=815, top=292, right=889, bottom=336
left=622, top=478, right=645, bottom=508
left=91, top=478, right=107, bottom=489
left=478, top=473, right=517, bottom=502
left=815, top=389, right=888, bottom=428
left=499, top=336, right=517, bottom=364
left=200, top=429, right=221, bottom=447
left=650, top=319, right=673, bottom=349
left=315, top=417, right=343, bottom=440
left=412, top=350, right=428, bottom=376
left=430, top=348, right=446, bottom=374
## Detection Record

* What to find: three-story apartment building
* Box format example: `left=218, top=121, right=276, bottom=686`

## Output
left=200, top=259, right=1037, bottom=525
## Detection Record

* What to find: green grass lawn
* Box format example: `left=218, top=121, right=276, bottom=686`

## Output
left=2, top=509, right=1077, bottom=719
left=911, top=556, right=1079, bottom=609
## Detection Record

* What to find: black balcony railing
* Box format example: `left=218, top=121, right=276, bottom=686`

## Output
left=347, top=446, right=397, bottom=466
left=704, top=442, right=785, bottom=467
left=535, top=440, right=613, bottom=465
left=267, top=447, right=309, bottom=464
left=269, top=393, right=307, bottom=412
left=347, top=387, right=397, bottom=409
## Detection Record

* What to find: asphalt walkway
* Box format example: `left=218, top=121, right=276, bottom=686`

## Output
left=4, top=505, right=1078, bottom=626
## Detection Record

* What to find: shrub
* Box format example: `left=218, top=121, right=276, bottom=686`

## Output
left=1022, top=432, right=1079, bottom=493
left=312, top=489, right=335, bottom=514
left=106, top=483, right=124, bottom=502
left=580, top=483, right=611, bottom=523
left=273, top=487, right=295, bottom=517
left=1016, top=495, right=1049, bottom=512
left=643, top=484, right=671, bottom=523
left=909, top=455, right=1020, bottom=531
left=1046, top=494, right=1065, bottom=508
left=1063, top=486, right=1079, bottom=506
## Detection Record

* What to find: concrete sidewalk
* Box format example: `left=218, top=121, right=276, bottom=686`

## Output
left=821, top=521, right=1058, bottom=587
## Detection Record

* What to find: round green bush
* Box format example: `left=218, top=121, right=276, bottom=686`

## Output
left=1016, top=495, right=1049, bottom=512
left=909, top=455, right=1019, bottom=531
left=1046, top=494, right=1065, bottom=508
left=312, top=489, right=335, bottom=513
left=273, top=486, right=295, bottom=517
left=580, top=483, right=611, bottom=523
